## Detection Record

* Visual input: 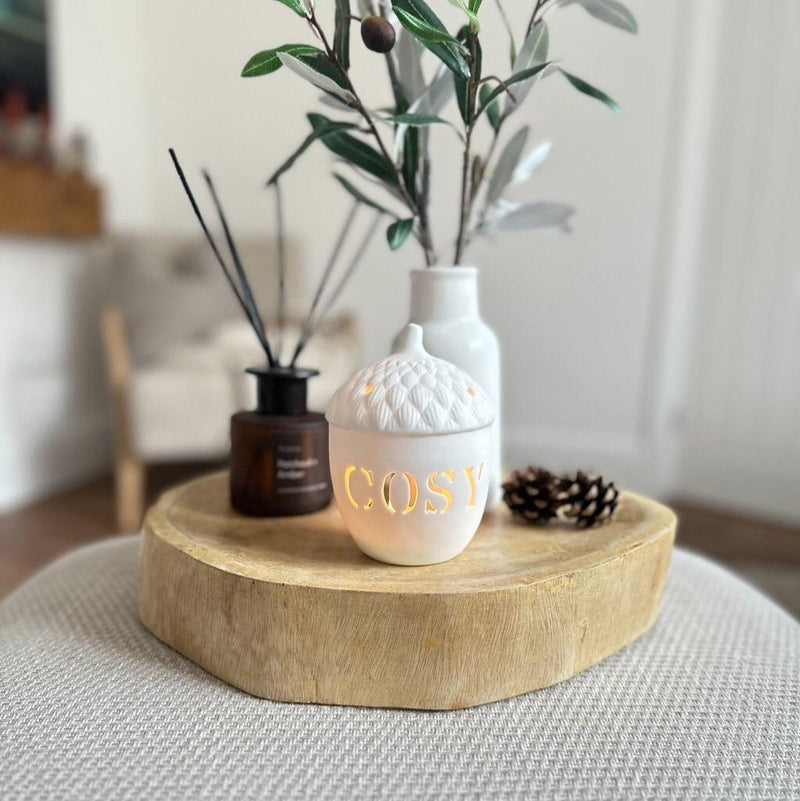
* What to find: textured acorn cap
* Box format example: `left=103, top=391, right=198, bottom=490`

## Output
left=326, top=324, right=494, bottom=435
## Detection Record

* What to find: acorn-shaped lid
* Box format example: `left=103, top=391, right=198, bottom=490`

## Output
left=326, top=324, right=494, bottom=435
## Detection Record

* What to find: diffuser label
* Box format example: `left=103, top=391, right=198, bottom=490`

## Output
left=273, top=436, right=328, bottom=495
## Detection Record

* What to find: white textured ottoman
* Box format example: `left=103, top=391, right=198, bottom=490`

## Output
left=1, top=537, right=798, bottom=801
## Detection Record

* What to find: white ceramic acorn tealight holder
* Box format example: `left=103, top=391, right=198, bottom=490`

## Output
left=326, top=324, right=495, bottom=566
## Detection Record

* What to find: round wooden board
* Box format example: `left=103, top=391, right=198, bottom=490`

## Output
left=139, top=472, right=676, bottom=710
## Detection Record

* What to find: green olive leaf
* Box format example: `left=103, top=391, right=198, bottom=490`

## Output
left=486, top=125, right=529, bottom=206
left=493, top=201, right=575, bottom=232
left=443, top=0, right=480, bottom=31
left=272, top=0, right=308, bottom=17
left=241, top=45, right=322, bottom=78
left=563, top=0, right=637, bottom=33
left=479, top=84, right=501, bottom=130
left=387, top=217, right=415, bottom=249
left=382, top=112, right=449, bottom=126
left=476, top=62, right=551, bottom=117
left=559, top=68, right=621, bottom=113
left=277, top=52, right=355, bottom=103
left=334, top=174, right=397, bottom=216
left=334, top=0, right=351, bottom=71
left=503, top=21, right=549, bottom=113
left=267, top=116, right=359, bottom=185
left=391, top=0, right=470, bottom=79
left=309, top=113, right=397, bottom=186
left=453, top=26, right=481, bottom=124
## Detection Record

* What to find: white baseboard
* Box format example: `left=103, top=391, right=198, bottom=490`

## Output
left=503, top=425, right=671, bottom=498
left=0, top=413, right=112, bottom=513
left=677, top=454, right=800, bottom=527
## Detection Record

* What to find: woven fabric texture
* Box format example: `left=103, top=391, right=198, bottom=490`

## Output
left=1, top=537, right=798, bottom=801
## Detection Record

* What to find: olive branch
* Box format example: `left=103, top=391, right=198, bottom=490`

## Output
left=241, top=0, right=634, bottom=265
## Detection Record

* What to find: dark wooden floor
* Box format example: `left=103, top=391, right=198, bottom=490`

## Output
left=0, top=463, right=223, bottom=599
left=1, top=464, right=799, bottom=616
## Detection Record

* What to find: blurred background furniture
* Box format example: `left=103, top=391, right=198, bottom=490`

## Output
left=1, top=537, right=797, bottom=800
left=0, top=155, right=102, bottom=238
left=99, top=235, right=360, bottom=531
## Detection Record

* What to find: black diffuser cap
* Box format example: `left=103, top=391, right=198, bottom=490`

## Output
left=247, top=367, right=319, bottom=416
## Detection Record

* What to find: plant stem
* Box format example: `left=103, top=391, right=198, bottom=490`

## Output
left=527, top=0, right=549, bottom=36
left=308, top=10, right=436, bottom=266
left=274, top=180, right=288, bottom=364
left=383, top=50, right=405, bottom=109
left=379, top=0, right=406, bottom=108
left=454, top=127, right=473, bottom=264
left=471, top=124, right=504, bottom=238
left=479, top=75, right=519, bottom=107
left=454, top=35, right=479, bottom=265
left=472, top=98, right=526, bottom=246
left=418, top=155, right=432, bottom=264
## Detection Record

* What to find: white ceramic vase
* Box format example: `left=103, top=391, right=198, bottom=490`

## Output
left=327, top=324, right=494, bottom=566
left=392, top=267, right=502, bottom=508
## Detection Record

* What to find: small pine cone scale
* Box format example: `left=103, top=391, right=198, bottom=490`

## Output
left=502, top=467, right=560, bottom=524
left=556, top=471, right=619, bottom=528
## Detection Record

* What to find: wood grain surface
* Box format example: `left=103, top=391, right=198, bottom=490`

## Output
left=139, top=472, right=676, bottom=709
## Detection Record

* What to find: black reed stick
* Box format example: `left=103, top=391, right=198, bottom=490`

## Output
left=168, top=149, right=276, bottom=367
left=202, top=170, right=273, bottom=366
left=172, top=149, right=377, bottom=372
left=290, top=200, right=359, bottom=367
left=302, top=209, right=383, bottom=348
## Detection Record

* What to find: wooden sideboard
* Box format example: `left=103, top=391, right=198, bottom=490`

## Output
left=0, top=155, right=102, bottom=238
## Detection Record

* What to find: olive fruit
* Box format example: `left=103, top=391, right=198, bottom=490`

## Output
left=360, top=16, right=396, bottom=54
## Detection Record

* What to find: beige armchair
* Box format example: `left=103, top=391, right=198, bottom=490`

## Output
left=99, top=235, right=360, bottom=532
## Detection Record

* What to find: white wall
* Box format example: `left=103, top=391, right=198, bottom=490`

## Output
left=45, top=0, right=695, bottom=499
left=675, top=0, right=800, bottom=523
left=0, top=0, right=139, bottom=509
left=49, top=0, right=152, bottom=230
left=0, top=240, right=110, bottom=510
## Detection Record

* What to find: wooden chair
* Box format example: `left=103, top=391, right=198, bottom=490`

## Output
left=101, top=301, right=360, bottom=532
left=100, top=303, right=146, bottom=532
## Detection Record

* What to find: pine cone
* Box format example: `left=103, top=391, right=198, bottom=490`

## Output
left=502, top=467, right=560, bottom=524
left=556, top=471, right=619, bottom=528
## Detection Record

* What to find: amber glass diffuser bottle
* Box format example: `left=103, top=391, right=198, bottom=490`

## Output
left=168, top=149, right=364, bottom=519
left=230, top=368, right=331, bottom=517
